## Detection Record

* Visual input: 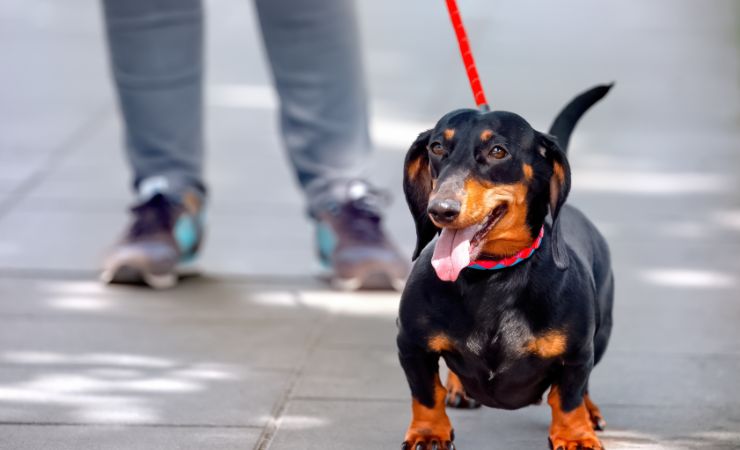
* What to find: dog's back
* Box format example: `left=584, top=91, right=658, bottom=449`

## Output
left=548, top=86, right=615, bottom=367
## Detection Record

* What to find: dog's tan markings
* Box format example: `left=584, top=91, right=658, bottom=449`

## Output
left=525, top=330, right=567, bottom=358
left=480, top=182, right=534, bottom=257
left=460, top=178, right=496, bottom=227
left=404, top=374, right=454, bottom=448
left=406, top=156, right=425, bottom=181
left=548, top=386, right=604, bottom=450
left=428, top=334, right=455, bottom=353
left=522, top=163, right=534, bottom=181
left=552, top=162, right=565, bottom=185
left=480, top=129, right=494, bottom=141
left=443, top=128, right=456, bottom=140
left=549, top=161, right=566, bottom=211
left=453, top=178, right=536, bottom=257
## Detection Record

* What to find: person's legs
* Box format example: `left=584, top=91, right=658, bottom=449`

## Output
left=102, top=0, right=206, bottom=197
left=253, top=0, right=370, bottom=216
left=100, top=0, right=206, bottom=288
left=254, top=0, right=408, bottom=289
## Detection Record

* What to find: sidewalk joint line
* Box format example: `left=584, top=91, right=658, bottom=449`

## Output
left=0, top=103, right=112, bottom=221
left=252, top=301, right=332, bottom=450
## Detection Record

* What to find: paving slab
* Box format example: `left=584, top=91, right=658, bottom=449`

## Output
left=0, top=279, right=321, bottom=429
left=0, top=208, right=127, bottom=273
left=0, top=308, right=318, bottom=372
left=0, top=424, right=261, bottom=450
left=292, top=346, right=406, bottom=401
left=316, top=315, right=399, bottom=350
left=609, top=294, right=740, bottom=356
left=0, top=364, right=288, bottom=427
left=199, top=210, right=316, bottom=277
left=0, top=279, right=325, bottom=322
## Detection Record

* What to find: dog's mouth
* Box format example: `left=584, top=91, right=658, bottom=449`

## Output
left=431, top=203, right=508, bottom=282
left=470, top=204, right=508, bottom=254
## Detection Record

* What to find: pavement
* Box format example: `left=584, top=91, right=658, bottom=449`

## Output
left=1, top=0, right=739, bottom=449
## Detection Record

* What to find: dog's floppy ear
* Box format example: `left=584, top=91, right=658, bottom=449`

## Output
left=539, top=132, right=572, bottom=270
left=403, top=129, right=438, bottom=260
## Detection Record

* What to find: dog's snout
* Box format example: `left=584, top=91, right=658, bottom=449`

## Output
left=428, top=198, right=461, bottom=224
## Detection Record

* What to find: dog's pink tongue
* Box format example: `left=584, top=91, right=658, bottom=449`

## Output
left=431, top=226, right=477, bottom=282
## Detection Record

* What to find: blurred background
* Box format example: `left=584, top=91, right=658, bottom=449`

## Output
left=0, top=0, right=738, bottom=449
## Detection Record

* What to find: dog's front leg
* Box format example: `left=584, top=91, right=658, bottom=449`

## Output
left=398, top=342, right=455, bottom=450
left=547, top=361, right=603, bottom=450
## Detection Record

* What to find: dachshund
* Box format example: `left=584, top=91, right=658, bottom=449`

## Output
left=397, top=84, right=614, bottom=450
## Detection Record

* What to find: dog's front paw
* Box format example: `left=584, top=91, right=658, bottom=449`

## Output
left=548, top=433, right=602, bottom=450
left=445, top=372, right=480, bottom=409
left=548, top=411, right=603, bottom=450
left=548, top=386, right=605, bottom=449
left=402, top=426, right=455, bottom=450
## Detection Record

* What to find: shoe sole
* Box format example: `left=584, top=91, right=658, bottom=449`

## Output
left=330, top=269, right=406, bottom=292
left=101, top=260, right=199, bottom=290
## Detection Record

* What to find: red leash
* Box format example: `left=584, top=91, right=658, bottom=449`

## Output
left=445, top=0, right=489, bottom=111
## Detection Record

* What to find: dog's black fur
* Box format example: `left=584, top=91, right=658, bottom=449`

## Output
left=397, top=85, right=614, bottom=449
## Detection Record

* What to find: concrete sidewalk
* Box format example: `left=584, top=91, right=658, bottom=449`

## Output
left=1, top=0, right=739, bottom=448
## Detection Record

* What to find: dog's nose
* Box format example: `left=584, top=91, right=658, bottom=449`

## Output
left=428, top=198, right=461, bottom=224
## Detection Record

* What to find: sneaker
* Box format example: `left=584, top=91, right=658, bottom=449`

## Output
left=316, top=189, right=409, bottom=291
left=100, top=191, right=204, bottom=289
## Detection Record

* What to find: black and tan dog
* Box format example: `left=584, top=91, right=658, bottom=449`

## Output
left=397, top=85, right=614, bottom=450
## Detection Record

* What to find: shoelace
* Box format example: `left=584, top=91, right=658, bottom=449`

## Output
left=128, top=194, right=177, bottom=239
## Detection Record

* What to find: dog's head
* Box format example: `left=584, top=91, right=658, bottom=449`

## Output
left=403, top=109, right=570, bottom=281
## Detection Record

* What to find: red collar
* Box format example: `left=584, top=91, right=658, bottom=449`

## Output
left=467, top=226, right=544, bottom=271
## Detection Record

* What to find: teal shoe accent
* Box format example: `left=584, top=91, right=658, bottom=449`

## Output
left=179, top=252, right=198, bottom=265
left=316, top=222, right=337, bottom=268
left=174, top=213, right=200, bottom=258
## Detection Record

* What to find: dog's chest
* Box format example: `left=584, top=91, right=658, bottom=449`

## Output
left=444, top=309, right=557, bottom=408
left=461, top=309, right=538, bottom=366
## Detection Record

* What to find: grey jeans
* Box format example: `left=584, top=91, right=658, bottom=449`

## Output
left=101, top=0, right=373, bottom=216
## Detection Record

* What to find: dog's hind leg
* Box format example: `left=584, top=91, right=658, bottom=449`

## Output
left=445, top=371, right=480, bottom=409
left=584, top=392, right=607, bottom=431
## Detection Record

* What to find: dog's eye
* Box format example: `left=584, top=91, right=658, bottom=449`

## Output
left=428, top=142, right=446, bottom=156
left=488, top=146, right=508, bottom=160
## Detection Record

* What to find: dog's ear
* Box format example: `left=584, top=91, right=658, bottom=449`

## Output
left=403, top=129, right=438, bottom=260
left=539, top=132, right=572, bottom=270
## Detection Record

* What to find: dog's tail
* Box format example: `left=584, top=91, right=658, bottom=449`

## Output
left=548, top=83, right=613, bottom=153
